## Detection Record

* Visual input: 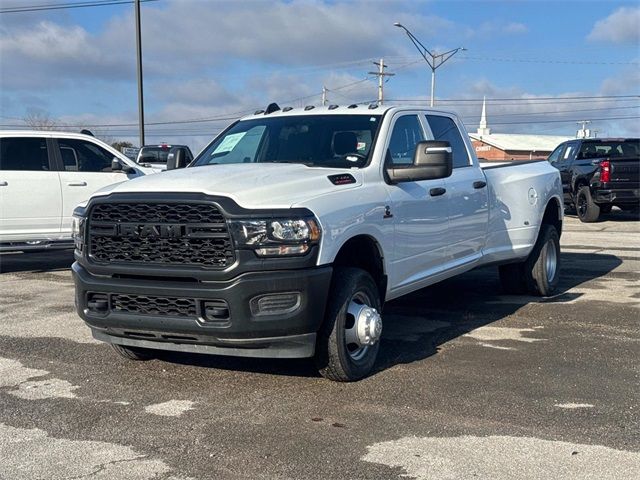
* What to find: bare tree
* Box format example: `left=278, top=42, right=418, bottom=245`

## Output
left=23, top=112, right=59, bottom=131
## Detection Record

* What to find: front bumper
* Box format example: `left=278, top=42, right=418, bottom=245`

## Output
left=73, top=262, right=332, bottom=358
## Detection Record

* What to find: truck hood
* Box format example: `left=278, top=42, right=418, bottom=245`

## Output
left=92, top=163, right=363, bottom=209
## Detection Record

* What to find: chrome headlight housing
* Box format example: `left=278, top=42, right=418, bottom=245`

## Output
left=71, top=206, right=86, bottom=253
left=229, top=217, right=321, bottom=257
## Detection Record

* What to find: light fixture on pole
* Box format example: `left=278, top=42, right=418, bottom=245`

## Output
left=394, top=22, right=466, bottom=107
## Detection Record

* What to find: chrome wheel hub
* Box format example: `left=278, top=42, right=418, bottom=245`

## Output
left=344, top=293, right=382, bottom=360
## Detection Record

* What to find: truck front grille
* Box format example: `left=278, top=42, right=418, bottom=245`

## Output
left=112, top=293, right=197, bottom=318
left=88, top=202, right=235, bottom=268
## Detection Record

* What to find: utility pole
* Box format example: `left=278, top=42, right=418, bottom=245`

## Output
left=368, top=58, right=395, bottom=105
left=322, top=86, right=328, bottom=106
left=135, top=0, right=145, bottom=147
left=394, top=23, right=465, bottom=107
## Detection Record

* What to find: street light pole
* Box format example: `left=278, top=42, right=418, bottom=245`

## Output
left=135, top=0, right=145, bottom=147
left=394, top=22, right=465, bottom=107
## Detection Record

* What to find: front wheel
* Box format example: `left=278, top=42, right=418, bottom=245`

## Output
left=315, top=268, right=382, bottom=382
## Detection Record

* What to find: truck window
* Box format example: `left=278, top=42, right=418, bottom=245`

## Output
left=138, top=146, right=171, bottom=164
left=0, top=137, right=50, bottom=171
left=387, top=115, right=424, bottom=165
left=425, top=115, right=470, bottom=168
left=57, top=139, right=114, bottom=172
left=547, top=145, right=564, bottom=164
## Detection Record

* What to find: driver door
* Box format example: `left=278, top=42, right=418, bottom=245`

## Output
left=384, top=113, right=450, bottom=295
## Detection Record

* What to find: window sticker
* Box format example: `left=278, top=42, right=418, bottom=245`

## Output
left=357, top=141, right=366, bottom=151
left=212, top=132, right=247, bottom=155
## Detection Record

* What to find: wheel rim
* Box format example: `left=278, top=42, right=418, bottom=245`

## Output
left=545, top=238, right=558, bottom=283
left=344, top=291, right=381, bottom=361
left=577, top=193, right=587, bottom=218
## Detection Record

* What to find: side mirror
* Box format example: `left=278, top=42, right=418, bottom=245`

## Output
left=166, top=146, right=192, bottom=170
left=386, top=141, right=453, bottom=183
left=112, top=157, right=135, bottom=174
left=111, top=158, right=123, bottom=171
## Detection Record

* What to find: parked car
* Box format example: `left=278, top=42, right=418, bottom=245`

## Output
left=547, top=138, right=640, bottom=222
left=71, top=104, right=563, bottom=381
left=136, top=144, right=193, bottom=171
left=0, top=131, right=153, bottom=251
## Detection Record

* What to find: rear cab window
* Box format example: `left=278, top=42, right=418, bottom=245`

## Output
left=0, top=137, right=51, bottom=171
left=138, top=146, right=172, bottom=164
left=425, top=115, right=470, bottom=168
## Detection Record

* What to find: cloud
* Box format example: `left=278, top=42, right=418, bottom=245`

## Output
left=0, top=21, right=131, bottom=89
left=588, top=7, right=640, bottom=44
left=468, top=20, right=529, bottom=38
left=504, top=22, right=528, bottom=34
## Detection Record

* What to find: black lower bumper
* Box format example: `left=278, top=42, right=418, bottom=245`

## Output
left=594, top=188, right=640, bottom=205
left=73, top=262, right=332, bottom=358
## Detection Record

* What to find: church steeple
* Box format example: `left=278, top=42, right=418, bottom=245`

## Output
left=477, top=96, right=491, bottom=136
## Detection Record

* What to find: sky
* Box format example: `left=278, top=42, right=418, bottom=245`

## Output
left=0, top=0, right=639, bottom=152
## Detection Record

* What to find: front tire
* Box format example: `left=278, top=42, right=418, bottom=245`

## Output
left=315, top=268, right=382, bottom=382
left=111, top=343, right=155, bottom=361
left=499, top=224, right=561, bottom=296
left=576, top=186, right=600, bottom=222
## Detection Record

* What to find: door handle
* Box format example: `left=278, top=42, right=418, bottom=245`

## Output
left=473, top=181, right=487, bottom=189
left=430, top=187, right=446, bottom=197
left=0, top=181, right=7, bottom=186
left=67, top=181, right=87, bottom=187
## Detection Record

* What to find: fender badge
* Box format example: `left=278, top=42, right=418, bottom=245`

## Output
left=328, top=174, right=356, bottom=185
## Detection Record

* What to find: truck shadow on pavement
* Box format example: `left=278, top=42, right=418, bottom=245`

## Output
left=374, top=251, right=624, bottom=373
left=0, top=250, right=75, bottom=274
left=157, top=251, right=623, bottom=379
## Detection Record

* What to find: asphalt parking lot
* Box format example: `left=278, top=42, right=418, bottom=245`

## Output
left=0, top=213, right=638, bottom=480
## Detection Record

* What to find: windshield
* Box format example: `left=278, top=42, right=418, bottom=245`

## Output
left=193, top=114, right=382, bottom=169
left=138, top=146, right=171, bottom=164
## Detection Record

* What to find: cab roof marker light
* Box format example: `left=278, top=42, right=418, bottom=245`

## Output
left=328, top=104, right=339, bottom=110
left=282, top=106, right=293, bottom=112
left=348, top=104, right=358, bottom=109
left=254, top=109, right=265, bottom=115
left=304, top=105, right=315, bottom=111
left=368, top=104, right=379, bottom=109
left=264, top=102, right=281, bottom=115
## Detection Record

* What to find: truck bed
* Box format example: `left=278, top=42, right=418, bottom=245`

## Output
left=480, top=159, right=562, bottom=265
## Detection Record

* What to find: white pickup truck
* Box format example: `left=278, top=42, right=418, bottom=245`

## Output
left=0, top=131, right=150, bottom=251
left=72, top=105, right=563, bottom=381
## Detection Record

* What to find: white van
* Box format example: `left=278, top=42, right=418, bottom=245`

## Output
left=0, top=131, right=153, bottom=251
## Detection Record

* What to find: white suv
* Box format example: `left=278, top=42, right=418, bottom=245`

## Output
left=0, top=131, right=151, bottom=251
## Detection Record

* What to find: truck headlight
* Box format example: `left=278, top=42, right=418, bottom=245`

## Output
left=71, top=206, right=86, bottom=252
left=229, top=218, right=321, bottom=257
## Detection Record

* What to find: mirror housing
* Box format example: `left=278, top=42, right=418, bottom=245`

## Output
left=111, top=158, right=123, bottom=171
left=112, top=157, right=135, bottom=174
left=166, top=146, right=193, bottom=170
left=386, top=140, right=453, bottom=183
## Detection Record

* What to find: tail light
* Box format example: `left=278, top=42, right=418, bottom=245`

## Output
left=600, top=160, right=611, bottom=183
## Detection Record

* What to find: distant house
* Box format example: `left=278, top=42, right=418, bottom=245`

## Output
left=468, top=98, right=571, bottom=161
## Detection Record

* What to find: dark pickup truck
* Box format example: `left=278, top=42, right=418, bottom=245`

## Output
left=548, top=138, right=640, bottom=222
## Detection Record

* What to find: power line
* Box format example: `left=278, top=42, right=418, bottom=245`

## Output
left=384, top=54, right=639, bottom=66
left=462, top=115, right=640, bottom=126
left=0, top=0, right=158, bottom=13
left=389, top=94, right=639, bottom=103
